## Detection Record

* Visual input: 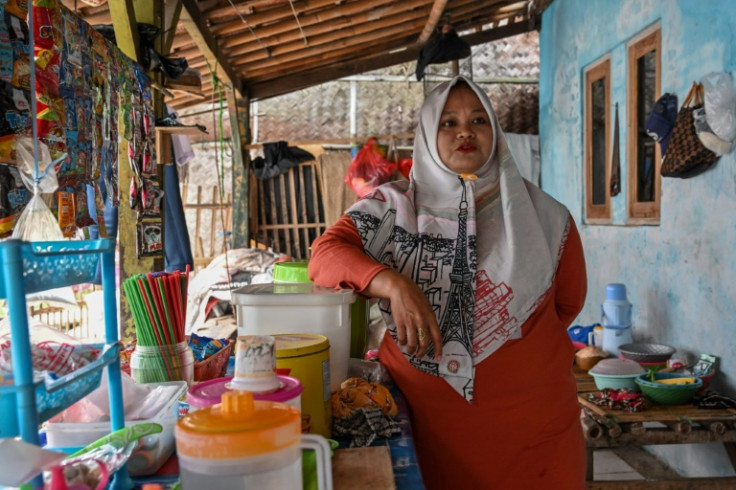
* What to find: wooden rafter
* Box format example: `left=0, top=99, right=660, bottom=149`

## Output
left=179, top=0, right=243, bottom=95
left=418, top=0, right=448, bottom=43
left=161, top=0, right=183, bottom=55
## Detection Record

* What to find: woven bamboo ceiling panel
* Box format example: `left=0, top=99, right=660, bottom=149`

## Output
left=62, top=0, right=550, bottom=110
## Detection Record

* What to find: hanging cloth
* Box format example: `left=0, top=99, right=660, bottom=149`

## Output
left=610, top=103, right=621, bottom=196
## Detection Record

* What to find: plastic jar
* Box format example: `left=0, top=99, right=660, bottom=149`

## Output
left=272, top=260, right=369, bottom=360
left=131, top=341, right=194, bottom=384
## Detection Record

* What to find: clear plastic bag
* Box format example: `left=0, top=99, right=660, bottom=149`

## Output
left=11, top=137, right=64, bottom=241
left=702, top=72, right=736, bottom=143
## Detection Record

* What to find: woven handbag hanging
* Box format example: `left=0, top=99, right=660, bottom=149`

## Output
left=661, top=82, right=719, bottom=178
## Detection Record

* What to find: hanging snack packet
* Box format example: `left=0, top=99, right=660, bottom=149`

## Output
left=0, top=12, right=12, bottom=83
left=56, top=187, right=76, bottom=236
left=137, top=221, right=163, bottom=257
left=74, top=178, right=95, bottom=228
left=0, top=163, right=30, bottom=237
left=7, top=11, right=30, bottom=90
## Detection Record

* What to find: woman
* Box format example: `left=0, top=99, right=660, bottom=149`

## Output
left=309, top=76, right=587, bottom=489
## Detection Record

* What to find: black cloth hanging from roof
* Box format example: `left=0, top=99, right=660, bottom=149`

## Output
left=252, top=141, right=315, bottom=180
left=415, top=27, right=471, bottom=81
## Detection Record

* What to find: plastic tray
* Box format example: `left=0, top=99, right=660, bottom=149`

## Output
left=45, top=380, right=187, bottom=476
left=0, top=239, right=114, bottom=298
left=0, top=343, right=120, bottom=438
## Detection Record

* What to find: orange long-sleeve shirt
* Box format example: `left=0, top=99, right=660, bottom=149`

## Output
left=309, top=214, right=587, bottom=489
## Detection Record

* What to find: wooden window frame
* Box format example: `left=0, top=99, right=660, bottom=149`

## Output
left=584, top=58, right=612, bottom=223
left=627, top=27, right=661, bottom=224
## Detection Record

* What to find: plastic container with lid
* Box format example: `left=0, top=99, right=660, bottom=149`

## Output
left=187, top=375, right=303, bottom=413
left=273, top=260, right=370, bottom=360
left=601, top=283, right=633, bottom=326
left=274, top=334, right=331, bottom=438
left=176, top=391, right=333, bottom=490
left=130, top=341, right=194, bottom=385
left=45, top=380, right=187, bottom=476
left=231, top=283, right=353, bottom=392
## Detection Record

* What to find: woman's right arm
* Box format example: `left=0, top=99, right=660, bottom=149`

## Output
left=309, top=215, right=442, bottom=359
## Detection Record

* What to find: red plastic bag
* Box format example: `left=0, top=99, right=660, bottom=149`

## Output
left=345, top=138, right=397, bottom=197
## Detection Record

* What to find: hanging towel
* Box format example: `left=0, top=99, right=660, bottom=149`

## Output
left=610, top=103, right=621, bottom=196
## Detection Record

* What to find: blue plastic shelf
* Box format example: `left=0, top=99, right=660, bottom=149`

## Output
left=0, top=343, right=120, bottom=438
left=0, top=239, right=113, bottom=298
left=0, top=238, right=128, bottom=487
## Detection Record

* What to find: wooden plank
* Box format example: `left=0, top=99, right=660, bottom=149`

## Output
left=236, top=4, right=526, bottom=77
left=278, top=173, right=292, bottom=256
left=161, top=0, right=183, bottom=55
left=206, top=0, right=343, bottom=36
left=610, top=446, right=682, bottom=481
left=179, top=0, right=243, bottom=96
left=578, top=393, right=736, bottom=423
left=418, top=0, right=448, bottom=44
left=108, top=0, right=141, bottom=62
left=173, top=0, right=418, bottom=58
left=287, top=168, right=302, bottom=259
left=227, top=90, right=250, bottom=248
left=332, top=446, right=395, bottom=490
left=210, top=187, right=218, bottom=259
left=297, top=163, right=309, bottom=259
left=268, top=178, right=280, bottom=252
left=224, top=1, right=437, bottom=61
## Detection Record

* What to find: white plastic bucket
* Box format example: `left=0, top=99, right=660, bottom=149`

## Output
left=231, top=283, right=354, bottom=392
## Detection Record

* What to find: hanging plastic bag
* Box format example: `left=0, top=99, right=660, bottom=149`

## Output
left=702, top=72, right=736, bottom=143
left=11, top=137, right=65, bottom=240
left=693, top=104, right=732, bottom=156
left=344, top=138, right=397, bottom=198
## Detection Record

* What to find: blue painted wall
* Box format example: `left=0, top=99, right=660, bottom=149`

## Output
left=540, top=0, right=736, bottom=477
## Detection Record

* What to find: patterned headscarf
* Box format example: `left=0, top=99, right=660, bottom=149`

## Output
left=347, top=76, right=570, bottom=402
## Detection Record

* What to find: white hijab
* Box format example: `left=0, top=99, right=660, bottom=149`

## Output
left=347, top=76, right=570, bottom=402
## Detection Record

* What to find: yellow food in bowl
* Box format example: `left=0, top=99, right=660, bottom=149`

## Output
left=655, top=377, right=696, bottom=385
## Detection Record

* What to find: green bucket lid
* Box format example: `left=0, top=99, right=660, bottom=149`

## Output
left=273, top=261, right=312, bottom=284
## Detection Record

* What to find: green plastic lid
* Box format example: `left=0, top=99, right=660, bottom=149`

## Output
left=273, top=261, right=312, bottom=284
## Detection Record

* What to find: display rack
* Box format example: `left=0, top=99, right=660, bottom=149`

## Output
left=0, top=238, right=127, bottom=487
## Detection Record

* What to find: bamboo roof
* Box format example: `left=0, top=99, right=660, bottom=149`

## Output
left=63, top=0, right=551, bottom=109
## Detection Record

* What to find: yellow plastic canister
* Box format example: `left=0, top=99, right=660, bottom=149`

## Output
left=273, top=334, right=331, bottom=438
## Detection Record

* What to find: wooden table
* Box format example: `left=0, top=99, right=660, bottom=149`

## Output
left=575, top=367, right=736, bottom=488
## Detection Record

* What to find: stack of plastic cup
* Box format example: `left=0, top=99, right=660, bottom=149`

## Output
left=229, top=335, right=280, bottom=393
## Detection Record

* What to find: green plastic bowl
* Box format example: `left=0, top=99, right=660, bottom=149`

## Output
left=590, top=372, right=641, bottom=391
left=635, top=372, right=703, bottom=405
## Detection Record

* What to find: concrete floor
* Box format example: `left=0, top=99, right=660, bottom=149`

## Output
left=593, top=449, right=644, bottom=481
left=592, top=446, right=683, bottom=482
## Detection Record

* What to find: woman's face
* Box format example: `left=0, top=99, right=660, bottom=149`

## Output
left=437, top=84, right=494, bottom=174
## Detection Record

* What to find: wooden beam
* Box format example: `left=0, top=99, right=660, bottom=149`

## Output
left=207, top=0, right=340, bottom=36
left=418, top=0, right=448, bottom=43
left=238, top=9, right=514, bottom=81
left=175, top=0, right=416, bottom=58
left=161, top=0, right=183, bottom=55
left=108, top=0, right=141, bottom=62
left=228, top=0, right=488, bottom=67
left=227, top=1, right=442, bottom=60
left=227, top=90, right=250, bottom=248
left=179, top=0, right=243, bottom=96
left=246, top=17, right=535, bottom=100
